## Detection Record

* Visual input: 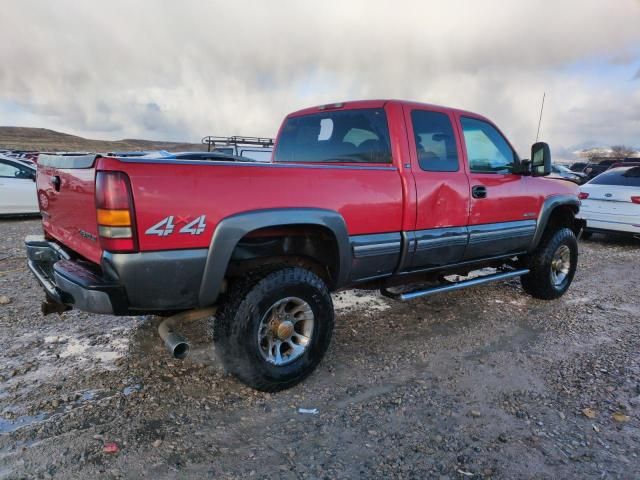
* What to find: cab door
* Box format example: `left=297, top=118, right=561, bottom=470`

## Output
left=455, top=114, right=537, bottom=259
left=403, top=106, right=470, bottom=270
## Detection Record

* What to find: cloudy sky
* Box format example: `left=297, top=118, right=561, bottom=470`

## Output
left=1, top=0, right=639, bottom=160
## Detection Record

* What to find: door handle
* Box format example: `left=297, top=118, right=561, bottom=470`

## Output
left=472, top=185, right=487, bottom=199
left=51, top=176, right=61, bottom=192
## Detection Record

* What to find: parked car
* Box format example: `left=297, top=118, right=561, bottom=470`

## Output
left=26, top=99, right=582, bottom=392
left=550, top=164, right=586, bottom=184
left=583, top=159, right=618, bottom=181
left=578, top=166, right=640, bottom=239
left=611, top=161, right=640, bottom=169
left=569, top=161, right=587, bottom=173
left=0, top=157, right=39, bottom=215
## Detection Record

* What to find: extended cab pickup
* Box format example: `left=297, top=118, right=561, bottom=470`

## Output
left=26, top=100, right=582, bottom=391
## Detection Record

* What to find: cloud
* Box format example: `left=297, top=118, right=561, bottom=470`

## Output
left=1, top=0, right=639, bottom=158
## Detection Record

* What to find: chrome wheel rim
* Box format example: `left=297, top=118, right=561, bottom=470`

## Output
left=550, top=244, right=571, bottom=287
left=258, top=297, right=314, bottom=366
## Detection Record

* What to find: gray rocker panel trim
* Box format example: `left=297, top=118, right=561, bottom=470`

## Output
left=464, top=220, right=536, bottom=259
left=349, top=232, right=402, bottom=281
left=103, top=249, right=208, bottom=311
left=410, top=226, right=469, bottom=269
left=468, top=220, right=536, bottom=244
left=529, top=195, right=580, bottom=250
left=415, top=227, right=468, bottom=250
left=198, top=208, right=351, bottom=306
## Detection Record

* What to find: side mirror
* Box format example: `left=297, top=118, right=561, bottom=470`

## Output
left=531, top=142, right=551, bottom=176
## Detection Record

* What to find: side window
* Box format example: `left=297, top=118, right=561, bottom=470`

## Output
left=411, top=110, right=459, bottom=172
left=274, top=108, right=392, bottom=163
left=461, top=117, right=516, bottom=174
left=0, top=161, right=24, bottom=178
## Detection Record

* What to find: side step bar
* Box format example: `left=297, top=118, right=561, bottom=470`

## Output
left=380, top=268, right=530, bottom=301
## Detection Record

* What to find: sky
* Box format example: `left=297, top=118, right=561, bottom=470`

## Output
left=1, top=0, right=640, bottom=161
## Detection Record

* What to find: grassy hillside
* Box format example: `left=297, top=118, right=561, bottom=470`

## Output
left=0, top=126, right=206, bottom=152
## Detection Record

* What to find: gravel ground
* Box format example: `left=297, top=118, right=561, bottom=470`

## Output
left=1, top=218, right=639, bottom=479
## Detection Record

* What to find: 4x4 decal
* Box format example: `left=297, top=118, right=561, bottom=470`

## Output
left=145, top=215, right=206, bottom=236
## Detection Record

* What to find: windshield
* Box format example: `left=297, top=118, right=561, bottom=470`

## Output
left=274, top=108, right=392, bottom=163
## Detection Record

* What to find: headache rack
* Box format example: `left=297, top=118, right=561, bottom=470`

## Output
left=202, top=136, right=274, bottom=152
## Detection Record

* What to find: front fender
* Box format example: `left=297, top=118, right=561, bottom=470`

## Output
left=529, top=195, right=580, bottom=250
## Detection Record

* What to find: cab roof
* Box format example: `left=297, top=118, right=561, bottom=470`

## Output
left=287, top=99, right=487, bottom=121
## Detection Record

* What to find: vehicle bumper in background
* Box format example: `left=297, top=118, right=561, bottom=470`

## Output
left=25, top=235, right=209, bottom=315
left=25, top=235, right=128, bottom=314
left=577, top=212, right=640, bottom=235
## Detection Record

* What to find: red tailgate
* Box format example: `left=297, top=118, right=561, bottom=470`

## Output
left=37, top=155, right=103, bottom=264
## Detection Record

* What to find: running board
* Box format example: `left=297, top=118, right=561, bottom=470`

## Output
left=380, top=269, right=530, bottom=301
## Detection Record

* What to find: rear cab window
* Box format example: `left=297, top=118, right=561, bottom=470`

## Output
left=411, top=110, right=459, bottom=172
left=274, top=108, right=392, bottom=164
left=589, top=167, right=640, bottom=187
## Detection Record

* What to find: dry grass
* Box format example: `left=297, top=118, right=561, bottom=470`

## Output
left=0, top=126, right=206, bottom=153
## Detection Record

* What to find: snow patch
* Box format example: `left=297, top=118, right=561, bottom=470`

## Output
left=332, top=290, right=391, bottom=313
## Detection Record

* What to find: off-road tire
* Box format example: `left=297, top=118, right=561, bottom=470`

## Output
left=213, top=267, right=334, bottom=392
left=521, top=227, right=578, bottom=300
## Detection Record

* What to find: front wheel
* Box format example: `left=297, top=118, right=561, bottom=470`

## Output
left=213, top=267, right=334, bottom=392
left=521, top=228, right=578, bottom=300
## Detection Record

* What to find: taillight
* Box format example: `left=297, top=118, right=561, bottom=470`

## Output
left=95, top=171, right=138, bottom=252
left=578, top=192, right=589, bottom=200
left=632, top=196, right=640, bottom=204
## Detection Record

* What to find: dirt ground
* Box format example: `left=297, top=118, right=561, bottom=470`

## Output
left=1, top=218, right=639, bottom=479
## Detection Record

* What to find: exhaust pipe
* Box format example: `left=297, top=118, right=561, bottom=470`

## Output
left=157, top=307, right=217, bottom=359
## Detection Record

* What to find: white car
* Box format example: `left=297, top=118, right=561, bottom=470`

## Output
left=0, top=157, right=39, bottom=215
left=578, top=166, right=640, bottom=238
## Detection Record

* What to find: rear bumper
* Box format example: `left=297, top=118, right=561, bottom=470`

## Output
left=25, top=236, right=208, bottom=315
left=577, top=214, right=640, bottom=235
left=26, top=236, right=128, bottom=314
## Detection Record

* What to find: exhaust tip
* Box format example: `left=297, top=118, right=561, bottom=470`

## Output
left=163, top=332, right=191, bottom=359
left=172, top=341, right=190, bottom=360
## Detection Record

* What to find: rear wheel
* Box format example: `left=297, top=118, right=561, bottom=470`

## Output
left=213, top=267, right=334, bottom=391
left=521, top=227, right=578, bottom=300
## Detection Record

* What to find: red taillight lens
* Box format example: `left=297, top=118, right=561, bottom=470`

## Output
left=631, top=196, right=640, bottom=204
left=96, top=171, right=131, bottom=209
left=95, top=171, right=137, bottom=252
left=578, top=192, right=589, bottom=200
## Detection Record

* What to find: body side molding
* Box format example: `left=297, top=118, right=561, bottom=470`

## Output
left=198, top=208, right=351, bottom=306
left=349, top=232, right=402, bottom=281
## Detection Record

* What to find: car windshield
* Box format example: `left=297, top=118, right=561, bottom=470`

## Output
left=589, top=167, right=640, bottom=187
left=274, top=108, right=392, bottom=163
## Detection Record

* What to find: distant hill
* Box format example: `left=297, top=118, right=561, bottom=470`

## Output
left=0, top=126, right=206, bottom=152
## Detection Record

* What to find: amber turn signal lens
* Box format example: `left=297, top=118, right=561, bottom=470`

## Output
left=97, top=208, right=131, bottom=226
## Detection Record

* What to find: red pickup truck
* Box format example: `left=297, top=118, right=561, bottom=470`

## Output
left=26, top=100, right=582, bottom=391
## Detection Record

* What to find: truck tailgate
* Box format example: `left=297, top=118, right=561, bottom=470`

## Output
left=37, top=155, right=102, bottom=264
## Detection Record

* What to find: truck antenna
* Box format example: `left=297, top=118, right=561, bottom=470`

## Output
left=535, top=92, right=546, bottom=142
